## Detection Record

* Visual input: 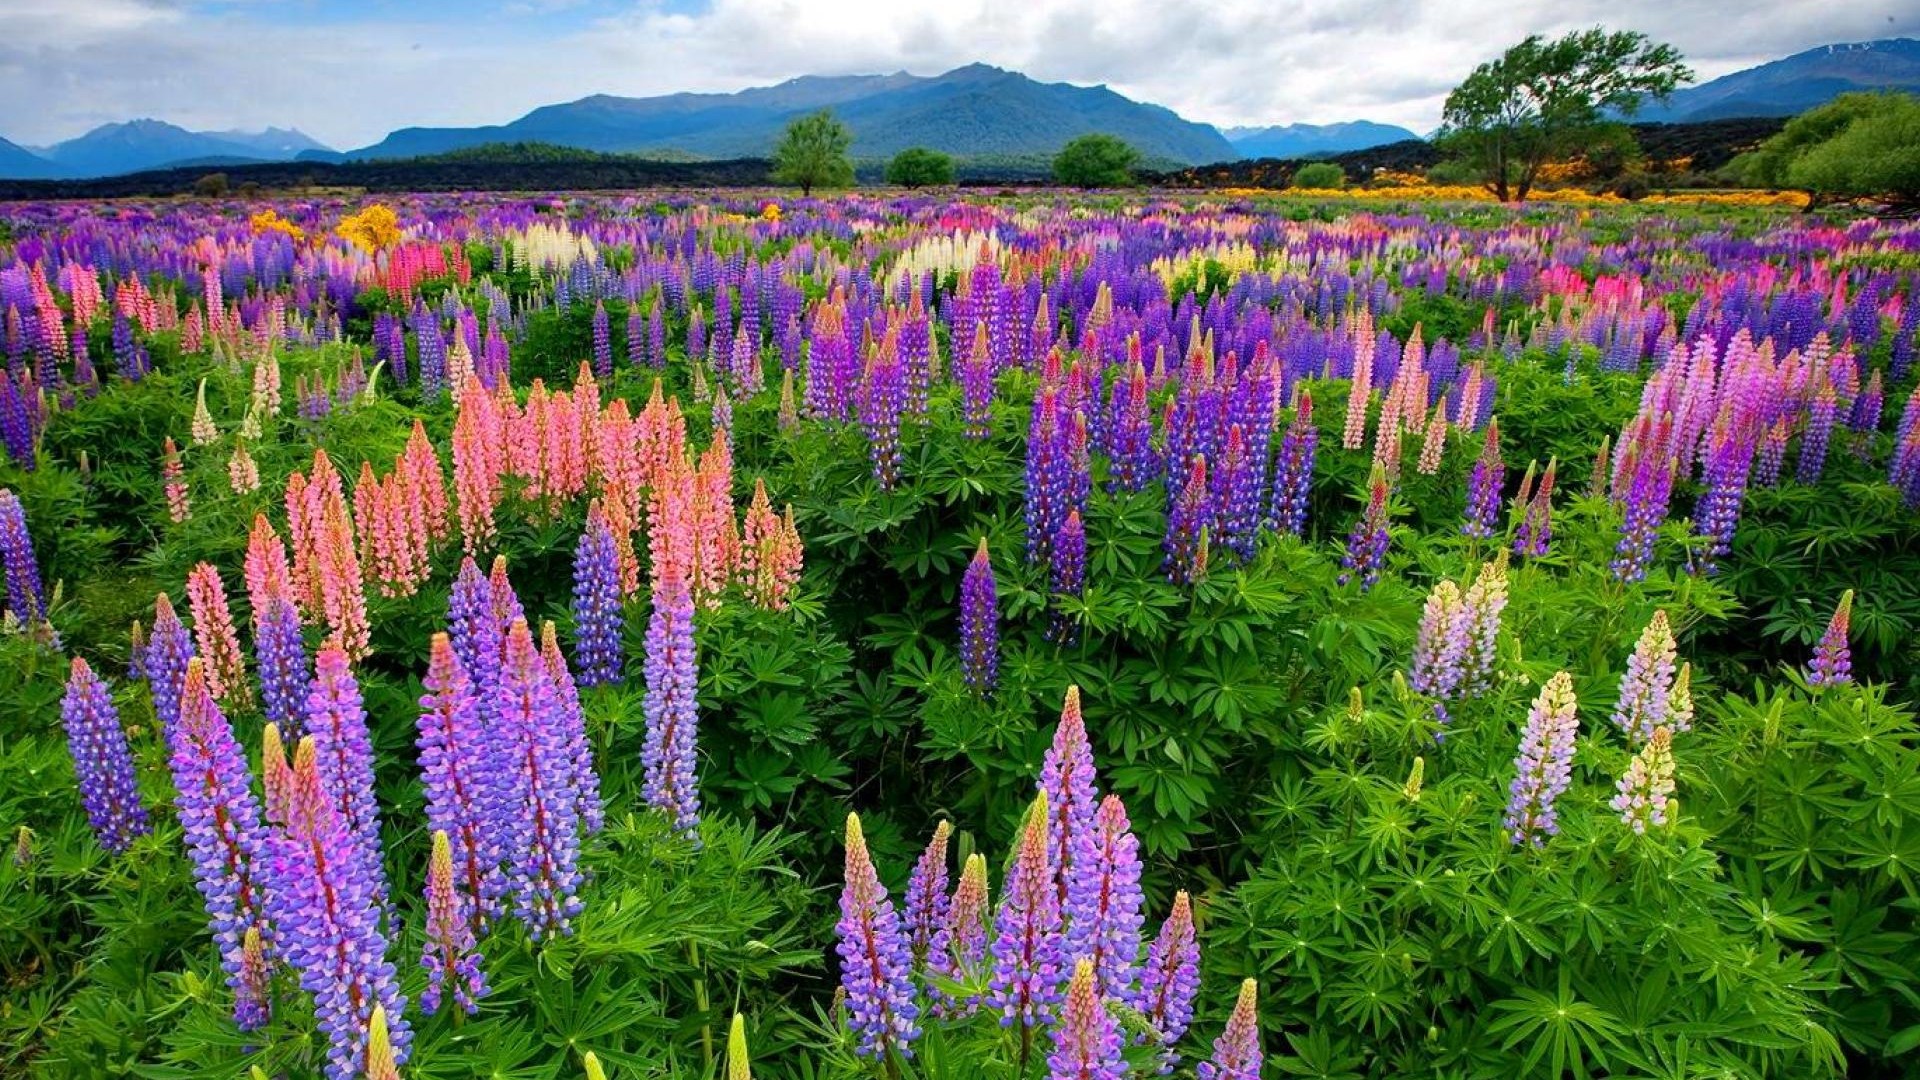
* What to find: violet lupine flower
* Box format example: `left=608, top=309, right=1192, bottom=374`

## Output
left=1106, top=358, right=1158, bottom=493
left=1197, top=980, right=1263, bottom=1080
left=269, top=735, right=410, bottom=1079
left=254, top=594, right=310, bottom=739
left=837, top=812, right=921, bottom=1061
left=959, top=539, right=999, bottom=697
left=0, top=489, right=46, bottom=624
left=1504, top=671, right=1580, bottom=848
left=1048, top=509, right=1086, bottom=645
left=903, top=820, right=953, bottom=968
left=167, top=660, right=272, bottom=1031
left=1164, top=455, right=1210, bottom=586
left=930, top=852, right=990, bottom=1017
left=860, top=344, right=907, bottom=489
left=1041, top=685, right=1098, bottom=906
left=1064, top=795, right=1144, bottom=998
left=642, top=564, right=702, bottom=840
left=591, top=300, right=612, bottom=379
left=1511, top=458, right=1555, bottom=559
left=449, top=556, right=504, bottom=694
left=1611, top=611, right=1680, bottom=745
left=420, top=829, right=488, bottom=1016
left=1691, top=428, right=1753, bottom=574
left=989, top=793, right=1065, bottom=1030
left=959, top=324, right=995, bottom=439
left=1338, top=466, right=1392, bottom=591
left=1611, top=444, right=1675, bottom=584
left=1796, top=384, right=1837, bottom=485
left=541, top=621, right=603, bottom=836
left=60, top=657, right=150, bottom=854
left=1210, top=426, right=1261, bottom=564
left=305, top=645, right=388, bottom=906
left=1134, top=889, right=1201, bottom=1056
left=417, top=633, right=506, bottom=926
left=1048, top=959, right=1127, bottom=1080
left=572, top=506, right=625, bottom=687
left=147, top=593, right=196, bottom=740
left=498, top=618, right=584, bottom=939
left=1268, top=389, right=1317, bottom=537
left=1808, top=589, right=1854, bottom=687
left=1610, top=726, right=1676, bottom=834
left=1462, top=418, right=1504, bottom=539
left=1409, top=580, right=1471, bottom=723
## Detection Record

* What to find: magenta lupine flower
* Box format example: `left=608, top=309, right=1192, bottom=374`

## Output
left=147, top=593, right=196, bottom=740
left=1048, top=509, right=1086, bottom=645
left=305, top=645, right=389, bottom=907
left=1505, top=672, right=1580, bottom=848
left=837, top=813, right=921, bottom=1061
left=903, top=820, right=953, bottom=968
left=541, top=622, right=603, bottom=835
left=254, top=594, right=310, bottom=739
left=959, top=539, right=999, bottom=697
left=1164, top=455, right=1210, bottom=585
left=1611, top=611, right=1680, bottom=745
left=498, top=618, right=584, bottom=938
left=0, top=489, right=46, bottom=624
left=417, top=633, right=506, bottom=926
left=1048, top=959, right=1127, bottom=1080
left=1041, top=686, right=1098, bottom=905
left=166, top=660, right=272, bottom=1031
left=989, top=793, right=1065, bottom=1029
left=420, top=830, right=488, bottom=1015
left=1134, top=889, right=1201, bottom=1055
left=1268, top=390, right=1317, bottom=537
left=641, top=563, right=702, bottom=839
left=1065, top=795, right=1144, bottom=998
left=1462, top=418, right=1504, bottom=539
left=1338, top=466, right=1392, bottom=590
left=860, top=344, right=906, bottom=489
left=1808, top=589, right=1854, bottom=687
left=572, top=506, right=625, bottom=687
left=269, top=736, right=410, bottom=1079
left=61, top=657, right=149, bottom=854
left=930, top=852, right=990, bottom=1017
left=1197, top=980, right=1262, bottom=1080
left=1796, top=383, right=1836, bottom=485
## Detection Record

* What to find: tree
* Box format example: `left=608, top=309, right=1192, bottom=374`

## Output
left=1053, top=134, right=1140, bottom=188
left=1437, top=28, right=1690, bottom=202
left=885, top=147, right=955, bottom=188
left=773, top=111, right=854, bottom=197
left=192, top=173, right=229, bottom=198
left=1291, top=162, right=1345, bottom=189
left=1745, top=92, right=1920, bottom=210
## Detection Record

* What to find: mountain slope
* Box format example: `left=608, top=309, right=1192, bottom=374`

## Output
left=1223, top=121, right=1420, bottom=159
left=209, top=127, right=334, bottom=159
left=1638, top=38, right=1920, bottom=121
left=32, top=120, right=334, bottom=178
left=0, top=136, right=66, bottom=180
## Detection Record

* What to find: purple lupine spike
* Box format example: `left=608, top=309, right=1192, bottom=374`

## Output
left=1268, top=389, right=1317, bottom=537
left=1808, top=589, right=1854, bottom=687
left=571, top=505, right=625, bottom=687
left=930, top=852, right=990, bottom=1017
left=988, top=793, right=1065, bottom=1031
left=903, top=820, right=953, bottom=968
left=837, top=812, right=921, bottom=1061
left=1797, top=383, right=1836, bottom=485
left=305, top=644, right=388, bottom=909
left=147, top=593, right=196, bottom=740
left=1025, top=386, right=1072, bottom=563
left=1135, top=889, right=1200, bottom=1056
left=959, top=539, right=999, bottom=697
left=1047, top=509, right=1086, bottom=645
left=1049, top=959, right=1127, bottom=1080
left=1106, top=357, right=1158, bottom=493
left=420, top=829, right=488, bottom=1015
left=498, top=618, right=584, bottom=938
left=269, top=735, right=410, bottom=1079
left=1505, top=671, right=1580, bottom=848
left=627, top=307, right=646, bottom=368
left=1338, top=466, right=1392, bottom=590
left=166, top=660, right=272, bottom=1031
left=448, top=556, right=503, bottom=693
left=1041, top=686, right=1098, bottom=906
left=1611, top=611, right=1680, bottom=745
left=1164, top=454, right=1210, bottom=585
left=541, top=621, right=603, bottom=835
left=1463, top=417, right=1504, bottom=539
left=591, top=300, right=612, bottom=379
left=61, top=657, right=150, bottom=854
left=1197, top=980, right=1263, bottom=1080
left=254, top=594, right=310, bottom=739
left=641, top=563, right=701, bottom=840
left=859, top=343, right=906, bottom=489
left=1691, top=427, right=1753, bottom=574
left=417, top=633, right=506, bottom=926
left=1409, top=580, right=1471, bottom=724
left=1064, top=795, right=1144, bottom=999
left=0, top=489, right=46, bottom=623
left=1512, top=458, right=1556, bottom=559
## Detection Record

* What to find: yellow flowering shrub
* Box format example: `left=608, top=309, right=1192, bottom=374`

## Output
left=248, top=209, right=305, bottom=243
left=335, top=204, right=402, bottom=254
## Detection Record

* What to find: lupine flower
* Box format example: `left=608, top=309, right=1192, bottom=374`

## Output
left=542, top=620, right=603, bottom=835
left=1269, top=390, right=1317, bottom=536
left=739, top=478, right=804, bottom=611
left=642, top=562, right=702, bottom=839
left=1134, top=889, right=1200, bottom=1054
left=417, top=633, right=506, bottom=926
left=1505, top=671, right=1580, bottom=848
left=959, top=538, right=999, bottom=696
left=364, top=1005, right=402, bottom=1080
left=930, top=852, right=990, bottom=1016
left=269, top=736, right=409, bottom=1079
left=187, top=563, right=251, bottom=711
left=1409, top=580, right=1470, bottom=721
left=162, top=436, right=191, bottom=523
left=1041, top=685, right=1098, bottom=905
left=129, top=619, right=148, bottom=681
left=0, top=489, right=47, bottom=623
left=1338, top=466, right=1392, bottom=590
left=228, top=439, right=261, bottom=494
left=420, top=829, right=488, bottom=1015
left=591, top=300, right=612, bottom=379
left=1164, top=455, right=1210, bottom=585
left=1691, top=426, right=1753, bottom=574
left=837, top=813, right=921, bottom=1061
left=1512, top=458, right=1555, bottom=558
left=860, top=342, right=907, bottom=488
left=305, top=644, right=388, bottom=908
left=1460, top=553, right=1509, bottom=698
left=1610, top=726, right=1677, bottom=833
left=1611, top=611, right=1681, bottom=745
left=1064, top=795, right=1144, bottom=998
left=572, top=504, right=625, bottom=687
left=728, top=1012, right=753, bottom=1080
left=1403, top=756, right=1426, bottom=802
left=1049, top=959, right=1127, bottom=1080
left=254, top=590, right=309, bottom=739
left=1048, top=509, right=1086, bottom=644
left=1463, top=417, right=1504, bottom=539
left=990, top=793, right=1065, bottom=1029
left=1808, top=589, right=1854, bottom=687
left=60, top=657, right=149, bottom=854
left=498, top=618, right=584, bottom=938
left=449, top=556, right=504, bottom=695
left=166, top=660, right=271, bottom=1031
left=903, top=820, right=953, bottom=968
left=1797, top=383, right=1837, bottom=485
left=1197, top=979, right=1262, bottom=1080
left=147, top=593, right=196, bottom=738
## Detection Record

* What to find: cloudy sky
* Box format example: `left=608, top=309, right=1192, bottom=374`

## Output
left=2, top=0, right=1914, bottom=149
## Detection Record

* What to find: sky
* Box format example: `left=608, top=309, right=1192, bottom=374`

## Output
left=2, top=0, right=1915, bottom=149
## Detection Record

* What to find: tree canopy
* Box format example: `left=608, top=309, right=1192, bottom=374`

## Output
left=1438, top=28, right=1690, bottom=202
left=772, top=110, right=854, bottom=197
left=1291, top=162, right=1346, bottom=190
left=1744, top=92, right=1920, bottom=209
left=884, top=147, right=955, bottom=188
left=1053, top=134, right=1140, bottom=188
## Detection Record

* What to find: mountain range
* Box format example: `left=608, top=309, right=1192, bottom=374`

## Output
left=1221, top=121, right=1420, bottom=159
left=1636, top=38, right=1920, bottom=121
left=6, top=121, right=334, bottom=179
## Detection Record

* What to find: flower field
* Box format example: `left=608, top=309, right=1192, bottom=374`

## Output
left=2, top=191, right=1920, bottom=1079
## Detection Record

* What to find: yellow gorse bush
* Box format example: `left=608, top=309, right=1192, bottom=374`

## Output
left=335, top=204, right=402, bottom=254
left=248, top=209, right=305, bottom=243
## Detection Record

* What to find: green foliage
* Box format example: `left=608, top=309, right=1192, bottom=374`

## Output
left=1745, top=92, right=1920, bottom=207
left=883, top=147, right=956, bottom=188
left=773, top=111, right=855, bottom=197
left=1053, top=134, right=1142, bottom=188
left=1291, top=162, right=1346, bottom=190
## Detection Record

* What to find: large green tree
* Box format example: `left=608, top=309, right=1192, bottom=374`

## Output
left=1745, top=92, right=1920, bottom=209
left=772, top=110, right=855, bottom=197
left=1053, top=134, right=1140, bottom=188
left=884, top=147, right=955, bottom=188
left=1438, top=28, right=1690, bottom=202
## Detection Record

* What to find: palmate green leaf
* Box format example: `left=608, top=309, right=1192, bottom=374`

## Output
left=1484, top=971, right=1624, bottom=1079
